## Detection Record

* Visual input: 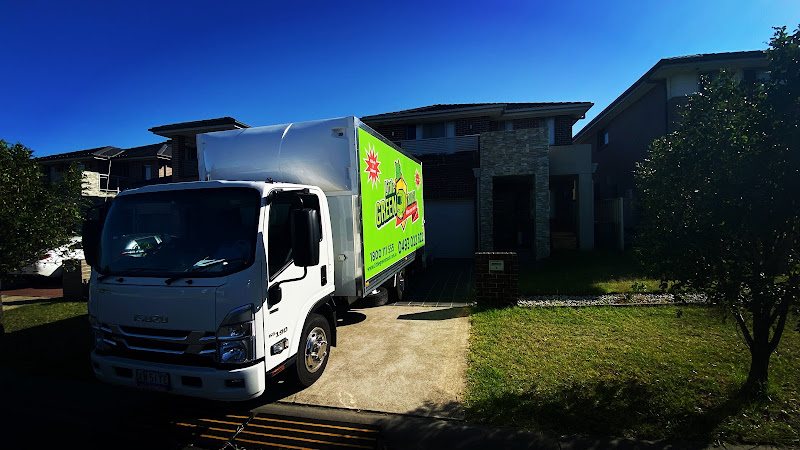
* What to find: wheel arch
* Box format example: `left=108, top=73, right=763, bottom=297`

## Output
left=299, top=296, right=337, bottom=348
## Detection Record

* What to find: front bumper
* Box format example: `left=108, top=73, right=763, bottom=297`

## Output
left=91, top=351, right=266, bottom=401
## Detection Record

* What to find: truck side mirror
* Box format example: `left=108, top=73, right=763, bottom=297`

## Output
left=291, top=208, right=320, bottom=267
left=82, top=219, right=102, bottom=268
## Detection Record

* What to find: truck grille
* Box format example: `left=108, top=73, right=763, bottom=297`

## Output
left=98, top=323, right=218, bottom=366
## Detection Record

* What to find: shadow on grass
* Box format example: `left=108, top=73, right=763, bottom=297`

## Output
left=520, top=250, right=651, bottom=295
left=0, top=313, right=93, bottom=382
left=466, top=378, right=752, bottom=446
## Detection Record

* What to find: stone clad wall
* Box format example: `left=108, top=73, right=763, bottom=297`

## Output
left=478, top=128, right=550, bottom=260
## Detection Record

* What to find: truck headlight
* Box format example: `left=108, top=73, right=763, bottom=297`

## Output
left=88, top=315, right=111, bottom=351
left=217, top=305, right=255, bottom=365
left=219, top=339, right=253, bottom=363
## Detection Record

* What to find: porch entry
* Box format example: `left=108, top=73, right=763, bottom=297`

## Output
left=492, top=175, right=535, bottom=254
left=549, top=175, right=578, bottom=250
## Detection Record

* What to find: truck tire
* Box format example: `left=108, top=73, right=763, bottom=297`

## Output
left=363, top=286, right=389, bottom=307
left=295, top=313, right=331, bottom=387
left=388, top=269, right=405, bottom=303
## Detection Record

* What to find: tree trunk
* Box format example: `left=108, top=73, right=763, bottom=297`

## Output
left=0, top=278, right=5, bottom=339
left=742, top=307, right=785, bottom=397
left=745, top=342, right=771, bottom=395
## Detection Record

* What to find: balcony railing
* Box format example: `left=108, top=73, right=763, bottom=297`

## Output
left=398, top=135, right=479, bottom=156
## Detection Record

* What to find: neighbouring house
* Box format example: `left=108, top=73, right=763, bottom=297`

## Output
left=148, top=117, right=250, bottom=183
left=37, top=142, right=173, bottom=202
left=572, top=50, right=768, bottom=248
left=361, top=102, right=594, bottom=261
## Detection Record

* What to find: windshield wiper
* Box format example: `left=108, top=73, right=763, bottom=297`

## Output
left=97, top=267, right=156, bottom=282
left=165, top=275, right=191, bottom=285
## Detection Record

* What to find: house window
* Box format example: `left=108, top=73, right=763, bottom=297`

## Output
left=422, top=122, right=447, bottom=139
left=144, top=165, right=153, bottom=181
left=743, top=68, right=770, bottom=85
left=698, top=71, right=720, bottom=89
left=597, top=129, right=609, bottom=150
left=184, top=145, right=197, bottom=161
left=490, top=121, right=514, bottom=132
left=406, top=125, right=417, bottom=140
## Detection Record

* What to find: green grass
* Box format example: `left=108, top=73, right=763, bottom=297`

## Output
left=520, top=250, right=662, bottom=295
left=465, top=305, right=800, bottom=445
left=0, top=300, right=93, bottom=382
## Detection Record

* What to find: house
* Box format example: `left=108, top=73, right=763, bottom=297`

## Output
left=155, top=104, right=595, bottom=262
left=37, top=142, right=173, bottom=200
left=148, top=117, right=250, bottom=183
left=573, top=50, right=768, bottom=246
left=89, top=103, right=593, bottom=262
left=361, top=102, right=594, bottom=261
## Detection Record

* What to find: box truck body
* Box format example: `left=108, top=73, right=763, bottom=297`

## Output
left=85, top=117, right=424, bottom=400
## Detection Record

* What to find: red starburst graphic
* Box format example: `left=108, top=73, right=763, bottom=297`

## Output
left=415, top=170, right=421, bottom=186
left=363, top=145, right=381, bottom=187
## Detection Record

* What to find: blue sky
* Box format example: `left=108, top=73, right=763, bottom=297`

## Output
left=2, top=0, right=799, bottom=157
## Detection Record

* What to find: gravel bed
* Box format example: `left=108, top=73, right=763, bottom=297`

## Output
left=517, top=293, right=709, bottom=307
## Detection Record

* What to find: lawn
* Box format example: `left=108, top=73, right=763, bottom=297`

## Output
left=520, top=250, right=662, bottom=295
left=0, top=300, right=93, bottom=382
left=465, top=305, right=800, bottom=446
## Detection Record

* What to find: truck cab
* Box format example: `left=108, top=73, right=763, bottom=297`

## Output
left=86, top=181, right=336, bottom=400
left=83, top=116, right=424, bottom=401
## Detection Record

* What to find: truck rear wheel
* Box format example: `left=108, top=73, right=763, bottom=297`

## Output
left=295, top=313, right=330, bottom=387
left=362, top=286, right=389, bottom=307
left=388, top=269, right=405, bottom=303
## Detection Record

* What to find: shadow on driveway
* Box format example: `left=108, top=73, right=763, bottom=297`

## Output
left=399, top=258, right=475, bottom=307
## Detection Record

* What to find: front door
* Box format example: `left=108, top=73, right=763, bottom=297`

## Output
left=493, top=175, right=535, bottom=251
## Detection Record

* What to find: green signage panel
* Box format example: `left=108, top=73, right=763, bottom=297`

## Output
left=358, top=128, right=425, bottom=282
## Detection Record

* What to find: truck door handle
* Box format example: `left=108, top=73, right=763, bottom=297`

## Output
left=321, top=266, right=327, bottom=286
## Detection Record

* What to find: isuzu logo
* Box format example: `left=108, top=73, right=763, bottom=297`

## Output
left=134, top=314, right=168, bottom=323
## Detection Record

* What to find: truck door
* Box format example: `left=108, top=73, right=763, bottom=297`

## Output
left=261, top=190, right=325, bottom=371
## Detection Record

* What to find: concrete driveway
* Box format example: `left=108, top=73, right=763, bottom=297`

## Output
left=279, top=304, right=471, bottom=419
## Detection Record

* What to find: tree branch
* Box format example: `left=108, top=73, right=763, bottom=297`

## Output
left=731, top=307, right=755, bottom=348
left=769, top=299, right=790, bottom=353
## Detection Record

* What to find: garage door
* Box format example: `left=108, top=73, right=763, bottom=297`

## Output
left=424, top=199, right=475, bottom=259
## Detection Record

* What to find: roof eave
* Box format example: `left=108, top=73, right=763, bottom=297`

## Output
left=501, top=103, right=594, bottom=121
left=150, top=123, right=248, bottom=138
left=362, top=105, right=506, bottom=125
left=362, top=103, right=593, bottom=125
left=37, top=154, right=112, bottom=163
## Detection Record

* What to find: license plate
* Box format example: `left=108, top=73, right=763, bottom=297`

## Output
left=136, top=369, right=170, bottom=391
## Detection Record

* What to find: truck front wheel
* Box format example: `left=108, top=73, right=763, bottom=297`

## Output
left=295, top=313, right=330, bottom=387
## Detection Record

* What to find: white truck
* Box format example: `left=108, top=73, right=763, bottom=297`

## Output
left=82, top=117, right=425, bottom=401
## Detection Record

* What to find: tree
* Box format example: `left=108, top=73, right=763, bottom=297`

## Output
left=635, top=26, right=800, bottom=396
left=0, top=140, right=86, bottom=336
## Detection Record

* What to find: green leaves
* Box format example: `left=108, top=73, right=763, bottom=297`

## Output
left=0, top=140, right=87, bottom=278
left=635, top=25, right=800, bottom=392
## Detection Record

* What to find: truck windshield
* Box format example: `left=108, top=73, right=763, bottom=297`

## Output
left=98, top=187, right=261, bottom=278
